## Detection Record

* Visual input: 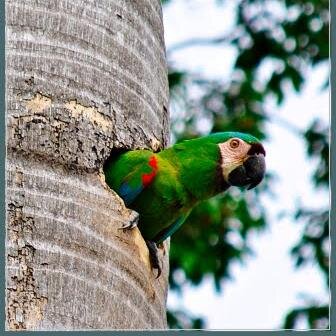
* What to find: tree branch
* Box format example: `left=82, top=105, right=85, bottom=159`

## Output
left=167, top=33, right=235, bottom=54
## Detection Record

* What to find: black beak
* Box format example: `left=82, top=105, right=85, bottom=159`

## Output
left=244, top=154, right=266, bottom=189
left=227, top=145, right=266, bottom=190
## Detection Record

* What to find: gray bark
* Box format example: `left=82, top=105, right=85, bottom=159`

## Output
left=6, top=0, right=169, bottom=330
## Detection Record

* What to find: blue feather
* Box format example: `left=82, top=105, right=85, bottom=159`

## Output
left=119, top=182, right=143, bottom=206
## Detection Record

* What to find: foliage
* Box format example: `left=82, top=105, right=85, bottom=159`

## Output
left=169, top=190, right=266, bottom=292
left=167, top=309, right=205, bottom=329
left=283, top=305, right=329, bottom=329
left=162, top=0, right=329, bottom=329
left=285, top=121, right=329, bottom=329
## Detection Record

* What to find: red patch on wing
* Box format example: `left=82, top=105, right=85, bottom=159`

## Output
left=141, top=156, right=158, bottom=187
left=148, top=155, right=158, bottom=170
left=142, top=171, right=156, bottom=186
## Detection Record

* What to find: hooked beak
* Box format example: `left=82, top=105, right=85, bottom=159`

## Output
left=227, top=144, right=266, bottom=190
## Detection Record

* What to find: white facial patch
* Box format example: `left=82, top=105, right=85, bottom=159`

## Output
left=218, top=140, right=251, bottom=182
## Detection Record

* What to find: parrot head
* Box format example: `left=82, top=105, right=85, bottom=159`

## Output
left=215, top=132, right=266, bottom=190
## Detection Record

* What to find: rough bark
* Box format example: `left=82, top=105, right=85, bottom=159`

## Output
left=6, top=0, right=169, bottom=330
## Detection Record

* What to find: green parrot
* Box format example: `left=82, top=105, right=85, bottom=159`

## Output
left=104, top=132, right=266, bottom=277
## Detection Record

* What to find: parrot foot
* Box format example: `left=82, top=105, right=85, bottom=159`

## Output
left=145, top=240, right=162, bottom=279
left=119, top=211, right=139, bottom=230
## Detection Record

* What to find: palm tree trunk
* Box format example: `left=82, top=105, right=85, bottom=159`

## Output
left=6, top=0, right=169, bottom=330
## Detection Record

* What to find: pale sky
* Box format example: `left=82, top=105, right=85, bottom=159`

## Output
left=163, top=0, right=329, bottom=330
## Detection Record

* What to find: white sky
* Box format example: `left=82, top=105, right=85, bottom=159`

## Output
left=163, top=0, right=329, bottom=330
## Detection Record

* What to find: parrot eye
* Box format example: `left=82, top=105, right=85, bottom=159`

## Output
left=229, top=139, right=240, bottom=149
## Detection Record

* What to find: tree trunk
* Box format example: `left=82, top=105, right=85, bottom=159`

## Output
left=6, top=0, right=169, bottom=330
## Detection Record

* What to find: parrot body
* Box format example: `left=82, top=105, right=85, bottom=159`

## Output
left=104, top=132, right=266, bottom=276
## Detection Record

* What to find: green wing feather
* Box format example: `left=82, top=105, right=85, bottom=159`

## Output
left=104, top=150, right=156, bottom=205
